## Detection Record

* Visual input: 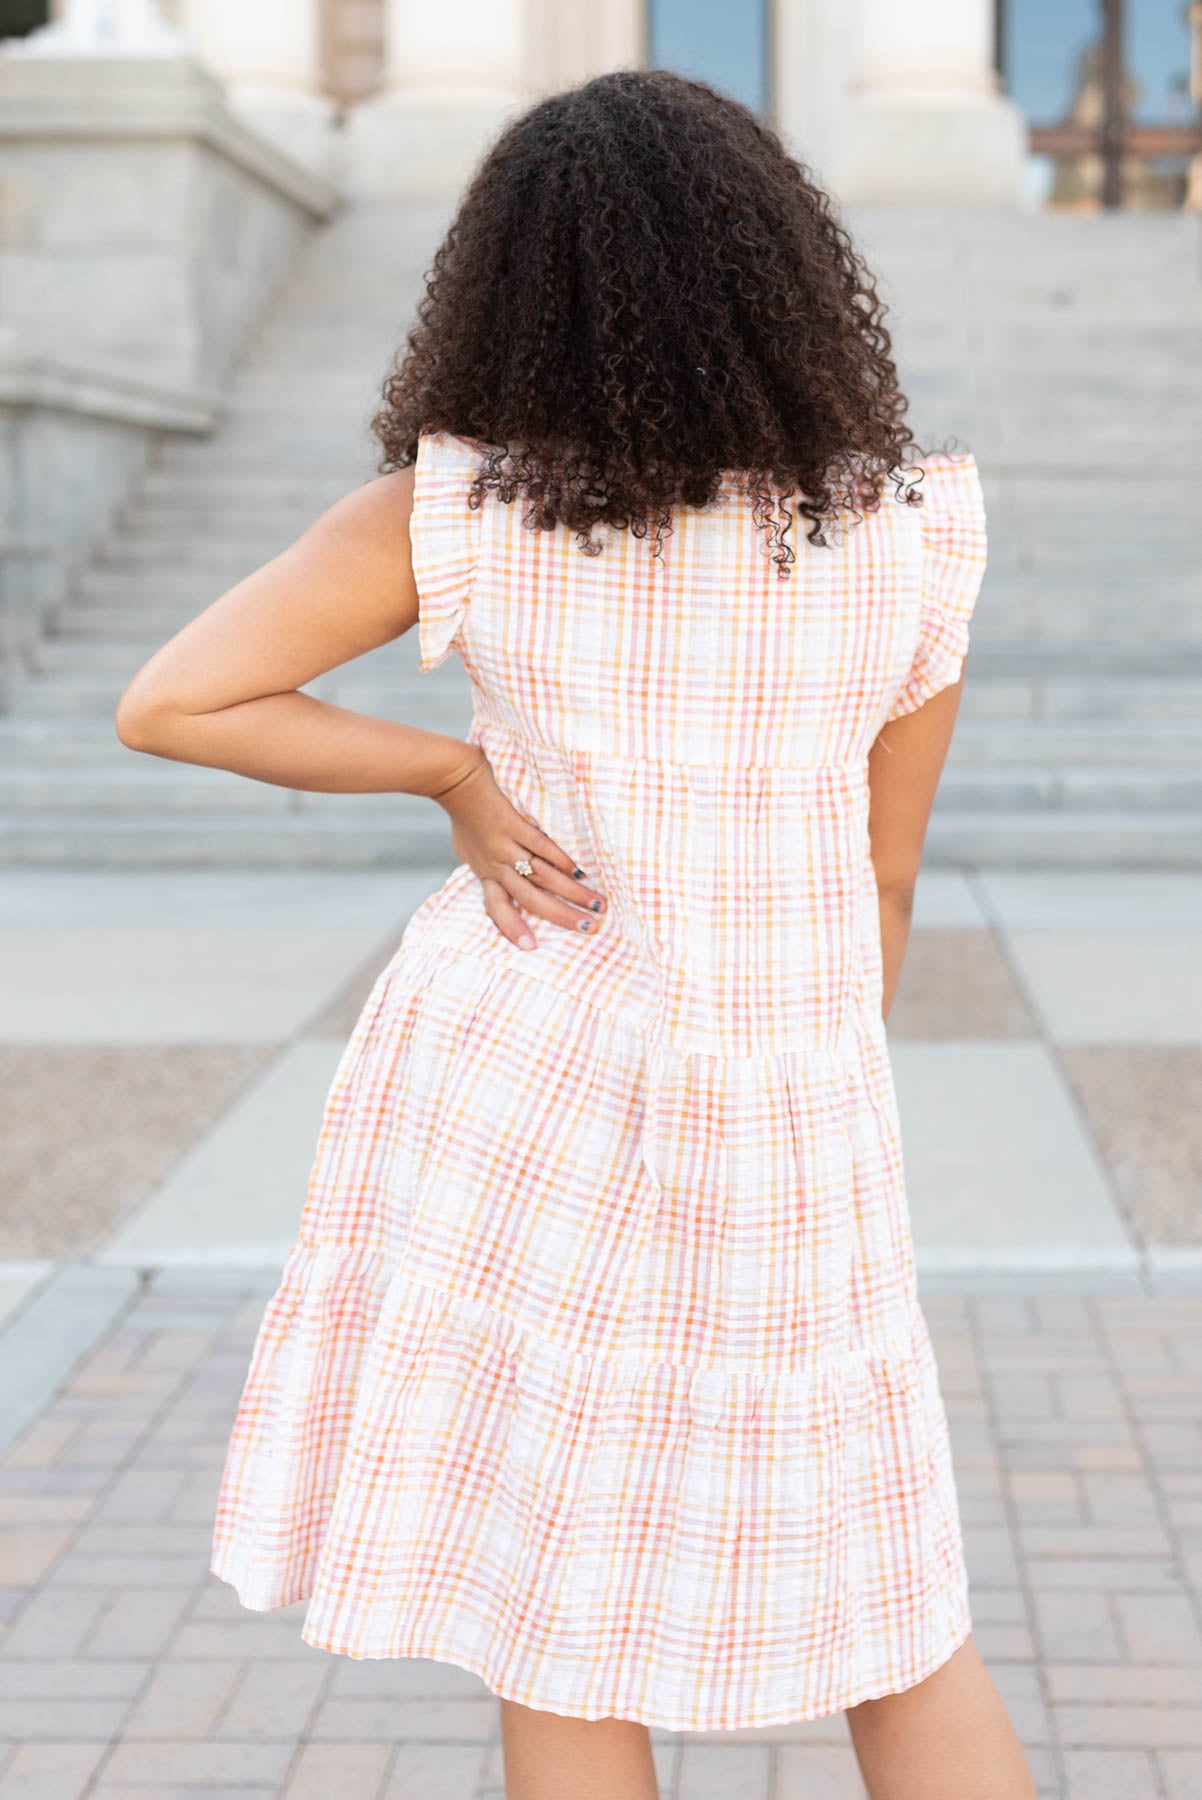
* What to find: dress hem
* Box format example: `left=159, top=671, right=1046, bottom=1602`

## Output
left=207, top=1555, right=973, bottom=1734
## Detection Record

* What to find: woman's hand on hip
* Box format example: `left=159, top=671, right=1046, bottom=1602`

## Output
left=433, top=750, right=607, bottom=949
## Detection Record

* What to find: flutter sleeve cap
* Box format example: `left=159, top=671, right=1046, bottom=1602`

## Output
left=885, top=452, right=988, bottom=722
left=409, top=431, right=485, bottom=673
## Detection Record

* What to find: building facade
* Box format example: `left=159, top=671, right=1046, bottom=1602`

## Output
left=0, top=0, right=1194, bottom=208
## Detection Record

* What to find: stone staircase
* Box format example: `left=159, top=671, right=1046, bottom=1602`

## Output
left=1, top=204, right=1199, bottom=866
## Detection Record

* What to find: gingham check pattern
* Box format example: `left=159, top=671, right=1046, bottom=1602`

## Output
left=210, top=434, right=988, bottom=1731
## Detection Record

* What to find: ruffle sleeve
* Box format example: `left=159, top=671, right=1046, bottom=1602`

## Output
left=885, top=452, right=988, bottom=721
left=409, top=430, right=486, bottom=673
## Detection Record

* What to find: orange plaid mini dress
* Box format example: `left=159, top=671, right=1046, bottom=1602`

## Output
left=210, top=430, right=988, bottom=1731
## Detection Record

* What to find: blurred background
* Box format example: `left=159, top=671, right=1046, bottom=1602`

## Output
left=0, top=6, right=1200, bottom=1797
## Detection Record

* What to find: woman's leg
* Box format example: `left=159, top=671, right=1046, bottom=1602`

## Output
left=499, top=1698, right=660, bottom=1800
left=845, top=1636, right=1038, bottom=1800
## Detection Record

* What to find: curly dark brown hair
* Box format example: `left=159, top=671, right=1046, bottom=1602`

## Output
left=372, top=68, right=921, bottom=572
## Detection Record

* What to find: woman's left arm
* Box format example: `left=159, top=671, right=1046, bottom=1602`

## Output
left=114, top=468, right=481, bottom=804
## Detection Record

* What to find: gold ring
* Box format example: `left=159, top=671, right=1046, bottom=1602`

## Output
left=513, top=858, right=534, bottom=878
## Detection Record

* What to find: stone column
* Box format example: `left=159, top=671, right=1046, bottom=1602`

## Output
left=176, top=0, right=335, bottom=173
left=835, top=0, right=1027, bottom=205
left=345, top=0, right=528, bottom=198
left=1187, top=2, right=1202, bottom=211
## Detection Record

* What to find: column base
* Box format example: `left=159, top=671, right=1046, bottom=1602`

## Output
left=835, top=94, right=1028, bottom=207
left=342, top=87, right=524, bottom=200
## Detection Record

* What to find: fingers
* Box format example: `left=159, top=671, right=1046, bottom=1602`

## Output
left=499, top=856, right=604, bottom=938
left=481, top=878, right=538, bottom=951
left=520, top=852, right=606, bottom=920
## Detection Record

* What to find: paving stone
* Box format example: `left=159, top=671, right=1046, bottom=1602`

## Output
left=0, top=1741, right=109, bottom=1800
left=986, top=1373, right=1058, bottom=1419
left=378, top=1744, right=491, bottom=1800
left=676, top=1744, right=773, bottom=1798
left=0, top=1529, right=74, bottom=1588
left=283, top=1742, right=393, bottom=1799
left=1061, top=1748, right=1160, bottom=1799
left=1115, top=1593, right=1202, bottom=1664
left=1, top=1422, right=79, bottom=1473
left=215, top=1663, right=330, bottom=1741
left=123, top=1662, right=242, bottom=1740
left=81, top=1587, right=193, bottom=1658
left=1006, top=1470, right=1085, bottom=1523
left=100, top=1742, right=297, bottom=1787
left=0, top=1498, right=91, bottom=1529
left=1017, top=1525, right=1174, bottom=1558
left=1032, top=1591, right=1122, bottom=1661
left=44, top=1553, right=209, bottom=1589
left=171, top=1621, right=327, bottom=1662
left=1080, top=1471, right=1163, bottom=1526
left=308, top=1699, right=497, bottom=1743
left=1121, top=1377, right=1202, bottom=1421
left=72, top=1526, right=213, bottom=1558
left=963, top=1526, right=1022, bottom=1585
left=1139, top=1425, right=1202, bottom=1471
left=0, top=1588, right=114, bottom=1659
left=1026, top=1556, right=1181, bottom=1592
left=1046, top=1665, right=1202, bottom=1704
left=92, top=1789, right=276, bottom=1800
left=973, top=1621, right=1036, bottom=1660
left=0, top=1699, right=132, bottom=1740
left=0, top=1662, right=148, bottom=1699
left=1159, top=1750, right=1202, bottom=1798
left=1054, top=1705, right=1202, bottom=1749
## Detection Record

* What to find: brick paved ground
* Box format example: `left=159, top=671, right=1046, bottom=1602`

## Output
left=1, top=1270, right=1200, bottom=1799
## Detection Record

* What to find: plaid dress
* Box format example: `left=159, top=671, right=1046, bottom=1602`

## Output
left=210, top=431, right=988, bottom=1732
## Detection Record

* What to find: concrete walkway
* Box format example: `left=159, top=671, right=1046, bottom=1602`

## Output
left=2, top=866, right=1200, bottom=1282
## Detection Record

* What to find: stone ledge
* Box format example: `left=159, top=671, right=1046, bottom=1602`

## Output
left=0, top=339, right=219, bottom=436
left=0, top=53, right=340, bottom=221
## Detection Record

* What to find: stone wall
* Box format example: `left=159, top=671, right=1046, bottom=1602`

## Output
left=0, top=48, right=339, bottom=696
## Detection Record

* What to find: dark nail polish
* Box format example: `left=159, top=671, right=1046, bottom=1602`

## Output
left=572, top=867, right=587, bottom=880
left=590, top=899, right=602, bottom=913
left=578, top=919, right=591, bottom=932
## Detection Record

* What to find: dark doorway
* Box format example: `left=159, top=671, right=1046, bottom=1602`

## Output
left=0, top=0, right=50, bottom=37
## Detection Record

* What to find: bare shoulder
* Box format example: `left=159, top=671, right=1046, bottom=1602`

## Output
left=316, top=468, right=415, bottom=536
left=287, top=469, right=417, bottom=581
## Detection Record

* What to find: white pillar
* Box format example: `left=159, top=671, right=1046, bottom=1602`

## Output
left=177, top=0, right=334, bottom=173
left=345, top=0, right=528, bottom=199
left=1187, top=1, right=1202, bottom=211
left=834, top=0, right=1027, bottom=205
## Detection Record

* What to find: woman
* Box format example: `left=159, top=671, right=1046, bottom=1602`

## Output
left=115, top=69, right=1036, bottom=1800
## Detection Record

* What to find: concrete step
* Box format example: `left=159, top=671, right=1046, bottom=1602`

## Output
left=2, top=802, right=1198, bottom=869
left=138, top=469, right=353, bottom=505
left=0, top=692, right=472, bottom=761
left=91, top=534, right=300, bottom=569
left=0, top=762, right=460, bottom=815
left=0, top=764, right=295, bottom=812
left=118, top=503, right=337, bottom=536
left=948, top=722, right=1202, bottom=765
left=924, top=809, right=1202, bottom=868
left=0, top=805, right=454, bottom=868
left=938, top=766, right=1202, bottom=811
